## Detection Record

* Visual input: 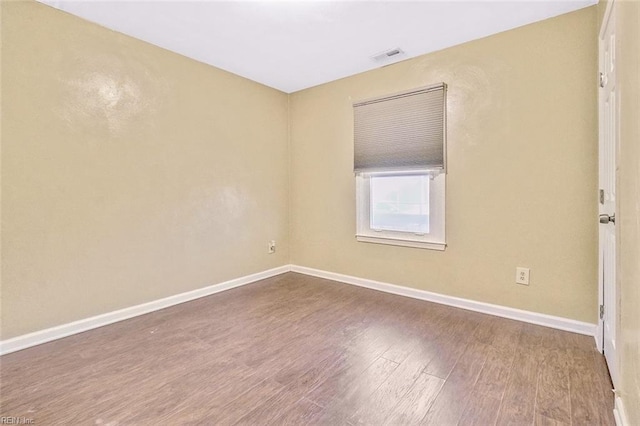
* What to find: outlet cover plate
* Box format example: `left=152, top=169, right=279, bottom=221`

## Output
left=516, top=267, right=530, bottom=285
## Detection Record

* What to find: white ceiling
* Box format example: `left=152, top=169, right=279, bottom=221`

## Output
left=38, top=0, right=597, bottom=93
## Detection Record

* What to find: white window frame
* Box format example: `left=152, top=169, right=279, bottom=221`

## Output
left=356, top=171, right=446, bottom=251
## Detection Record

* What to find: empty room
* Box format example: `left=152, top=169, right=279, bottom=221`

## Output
left=1, top=0, right=638, bottom=424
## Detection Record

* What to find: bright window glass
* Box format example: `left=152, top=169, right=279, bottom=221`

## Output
left=370, top=175, right=429, bottom=234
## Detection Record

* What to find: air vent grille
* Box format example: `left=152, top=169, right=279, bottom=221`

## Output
left=372, top=48, right=406, bottom=63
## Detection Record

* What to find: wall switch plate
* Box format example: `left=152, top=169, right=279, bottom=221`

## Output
left=268, top=240, right=276, bottom=254
left=516, top=267, right=530, bottom=285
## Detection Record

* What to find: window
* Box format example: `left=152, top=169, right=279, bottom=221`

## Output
left=354, top=84, right=446, bottom=250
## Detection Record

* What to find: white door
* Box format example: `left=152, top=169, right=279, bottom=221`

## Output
left=598, top=0, right=618, bottom=389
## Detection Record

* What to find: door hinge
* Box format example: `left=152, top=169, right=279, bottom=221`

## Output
left=599, top=72, right=606, bottom=88
left=600, top=304, right=605, bottom=320
left=600, top=189, right=605, bottom=204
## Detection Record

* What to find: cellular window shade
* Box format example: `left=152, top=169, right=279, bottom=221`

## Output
left=354, top=84, right=446, bottom=173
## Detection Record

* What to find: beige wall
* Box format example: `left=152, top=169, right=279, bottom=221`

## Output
left=614, top=0, right=640, bottom=422
left=290, top=7, right=599, bottom=323
left=0, top=1, right=289, bottom=339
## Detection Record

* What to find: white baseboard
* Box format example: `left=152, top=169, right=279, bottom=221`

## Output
left=595, top=325, right=604, bottom=353
left=1, top=263, right=597, bottom=356
left=0, top=265, right=290, bottom=356
left=614, top=396, right=630, bottom=426
left=290, top=265, right=597, bottom=336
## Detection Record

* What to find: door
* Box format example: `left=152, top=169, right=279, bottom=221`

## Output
left=598, top=0, right=618, bottom=388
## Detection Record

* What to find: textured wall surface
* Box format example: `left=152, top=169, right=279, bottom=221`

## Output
left=289, top=7, right=599, bottom=323
left=1, top=1, right=289, bottom=339
left=615, top=0, right=640, bottom=422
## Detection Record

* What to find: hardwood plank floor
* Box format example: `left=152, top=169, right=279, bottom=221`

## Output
left=0, top=272, right=615, bottom=425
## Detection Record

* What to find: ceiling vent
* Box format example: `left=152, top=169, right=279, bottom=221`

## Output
left=371, top=48, right=406, bottom=64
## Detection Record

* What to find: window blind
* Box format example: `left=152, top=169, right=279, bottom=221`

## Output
left=353, top=83, right=446, bottom=173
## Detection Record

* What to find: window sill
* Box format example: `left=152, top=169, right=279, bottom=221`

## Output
left=356, top=235, right=446, bottom=251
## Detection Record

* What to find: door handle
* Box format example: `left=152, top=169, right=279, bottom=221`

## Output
left=599, top=213, right=615, bottom=224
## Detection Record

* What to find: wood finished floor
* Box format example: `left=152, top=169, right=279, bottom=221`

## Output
left=0, top=273, right=614, bottom=425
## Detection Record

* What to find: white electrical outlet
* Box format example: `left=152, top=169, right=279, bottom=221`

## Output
left=268, top=240, right=276, bottom=254
left=516, top=267, right=530, bottom=285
